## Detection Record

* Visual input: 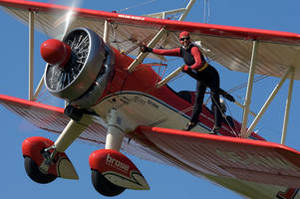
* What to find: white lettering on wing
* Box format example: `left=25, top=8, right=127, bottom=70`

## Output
left=118, top=14, right=145, bottom=21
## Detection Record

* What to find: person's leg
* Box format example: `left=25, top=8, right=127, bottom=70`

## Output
left=211, top=94, right=222, bottom=128
left=207, top=68, right=222, bottom=131
left=185, top=80, right=206, bottom=130
left=191, top=80, right=206, bottom=123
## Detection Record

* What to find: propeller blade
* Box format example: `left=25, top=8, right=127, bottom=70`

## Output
left=41, top=0, right=83, bottom=40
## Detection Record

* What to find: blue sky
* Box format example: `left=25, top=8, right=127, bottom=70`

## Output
left=0, top=0, right=300, bottom=198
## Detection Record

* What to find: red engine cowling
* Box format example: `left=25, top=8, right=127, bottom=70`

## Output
left=89, top=149, right=149, bottom=190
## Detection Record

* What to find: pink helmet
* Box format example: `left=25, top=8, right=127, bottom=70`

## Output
left=179, top=31, right=190, bottom=39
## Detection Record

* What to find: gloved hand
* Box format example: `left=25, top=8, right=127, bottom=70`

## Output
left=182, top=65, right=191, bottom=72
left=140, top=45, right=153, bottom=53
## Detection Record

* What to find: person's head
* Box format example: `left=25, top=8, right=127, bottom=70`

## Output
left=179, top=31, right=191, bottom=47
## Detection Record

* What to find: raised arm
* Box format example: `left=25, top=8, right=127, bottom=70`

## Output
left=140, top=45, right=181, bottom=57
left=152, top=48, right=181, bottom=57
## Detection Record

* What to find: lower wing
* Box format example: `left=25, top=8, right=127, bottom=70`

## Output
left=1, top=94, right=300, bottom=198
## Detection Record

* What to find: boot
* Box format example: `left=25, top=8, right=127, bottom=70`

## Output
left=210, top=126, right=220, bottom=135
left=183, top=121, right=197, bottom=131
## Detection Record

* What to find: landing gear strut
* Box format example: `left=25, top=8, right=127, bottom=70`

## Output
left=90, top=109, right=149, bottom=196
left=91, top=109, right=128, bottom=196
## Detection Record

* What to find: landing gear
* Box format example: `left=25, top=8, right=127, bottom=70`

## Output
left=90, top=109, right=128, bottom=196
left=91, top=170, right=125, bottom=197
left=21, top=116, right=90, bottom=184
left=89, top=109, right=149, bottom=196
left=24, top=156, right=57, bottom=184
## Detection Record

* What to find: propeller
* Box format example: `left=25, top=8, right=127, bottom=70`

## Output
left=34, top=0, right=82, bottom=103
left=40, top=0, right=97, bottom=101
left=43, top=0, right=82, bottom=40
left=39, top=0, right=113, bottom=109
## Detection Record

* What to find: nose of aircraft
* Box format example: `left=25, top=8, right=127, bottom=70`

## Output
left=40, top=39, right=71, bottom=67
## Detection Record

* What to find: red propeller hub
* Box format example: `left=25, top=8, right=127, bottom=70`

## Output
left=40, top=39, right=71, bottom=67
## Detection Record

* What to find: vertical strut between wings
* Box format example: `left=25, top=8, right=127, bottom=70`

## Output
left=241, top=40, right=258, bottom=138
left=245, top=67, right=292, bottom=137
left=28, top=10, right=34, bottom=101
left=281, top=67, right=295, bottom=144
left=28, top=10, right=45, bottom=101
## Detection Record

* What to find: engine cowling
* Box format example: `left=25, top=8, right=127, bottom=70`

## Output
left=43, top=28, right=115, bottom=108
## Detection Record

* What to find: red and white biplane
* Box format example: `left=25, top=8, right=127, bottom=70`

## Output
left=0, top=0, right=300, bottom=198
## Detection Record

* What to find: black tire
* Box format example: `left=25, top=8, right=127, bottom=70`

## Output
left=24, top=156, right=57, bottom=184
left=91, top=170, right=125, bottom=197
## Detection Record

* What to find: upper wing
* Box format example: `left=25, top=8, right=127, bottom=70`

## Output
left=134, top=126, right=300, bottom=198
left=1, top=0, right=300, bottom=79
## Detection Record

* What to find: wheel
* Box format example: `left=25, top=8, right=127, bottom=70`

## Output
left=91, top=170, right=125, bottom=197
left=24, top=156, right=57, bottom=184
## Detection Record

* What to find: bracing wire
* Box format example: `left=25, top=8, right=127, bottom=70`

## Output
left=223, top=98, right=239, bottom=135
left=203, top=0, right=206, bottom=23
left=203, top=0, right=210, bottom=23
left=204, top=75, right=268, bottom=105
left=227, top=75, right=268, bottom=94
left=210, top=94, right=238, bottom=136
left=35, top=87, right=48, bottom=102
left=116, top=0, right=157, bottom=13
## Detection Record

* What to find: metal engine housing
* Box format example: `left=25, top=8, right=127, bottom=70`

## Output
left=44, top=28, right=115, bottom=108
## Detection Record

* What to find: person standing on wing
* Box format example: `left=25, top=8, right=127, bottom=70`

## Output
left=140, top=31, right=222, bottom=133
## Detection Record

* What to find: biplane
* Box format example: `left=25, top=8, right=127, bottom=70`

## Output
left=1, top=0, right=300, bottom=198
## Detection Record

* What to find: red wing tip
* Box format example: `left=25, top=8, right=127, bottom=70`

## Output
left=0, top=94, right=64, bottom=113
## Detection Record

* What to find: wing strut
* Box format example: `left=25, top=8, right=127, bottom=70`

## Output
left=127, top=0, right=196, bottom=72
left=178, top=0, right=196, bottom=21
left=281, top=67, right=295, bottom=144
left=156, top=65, right=184, bottom=88
left=241, top=40, right=258, bottom=137
left=245, top=67, right=292, bottom=137
left=103, top=20, right=109, bottom=43
left=239, top=40, right=296, bottom=141
left=28, top=10, right=45, bottom=101
left=34, top=74, right=44, bottom=100
left=128, top=28, right=166, bottom=72
left=28, top=10, right=34, bottom=101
